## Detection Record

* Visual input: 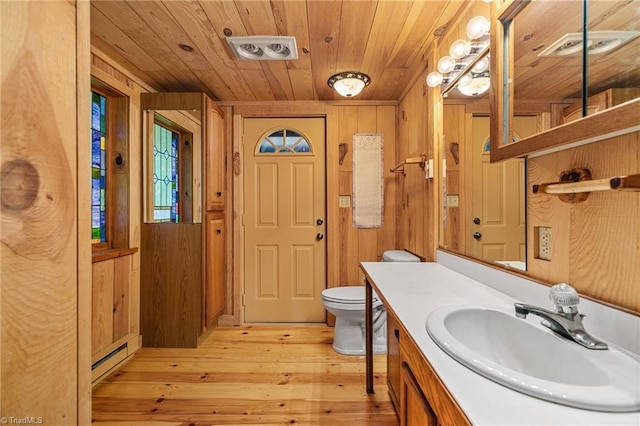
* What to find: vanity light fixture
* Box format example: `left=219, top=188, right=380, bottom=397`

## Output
left=226, top=36, right=298, bottom=60
left=327, top=71, right=371, bottom=97
left=426, top=16, right=490, bottom=97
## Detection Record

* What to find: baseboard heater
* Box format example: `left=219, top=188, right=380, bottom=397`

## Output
left=91, top=334, right=141, bottom=386
left=92, top=343, right=127, bottom=371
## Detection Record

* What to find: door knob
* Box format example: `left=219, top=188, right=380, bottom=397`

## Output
left=316, top=233, right=324, bottom=240
left=473, top=217, right=481, bottom=225
left=317, top=218, right=324, bottom=225
left=473, top=232, right=482, bottom=240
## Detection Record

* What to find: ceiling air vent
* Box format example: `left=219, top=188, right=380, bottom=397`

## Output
left=226, top=36, right=298, bottom=60
left=538, top=31, right=640, bottom=57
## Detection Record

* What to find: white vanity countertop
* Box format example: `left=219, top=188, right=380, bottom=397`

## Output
left=360, top=261, right=640, bottom=426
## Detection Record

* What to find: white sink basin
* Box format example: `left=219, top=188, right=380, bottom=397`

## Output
left=426, top=305, right=640, bottom=412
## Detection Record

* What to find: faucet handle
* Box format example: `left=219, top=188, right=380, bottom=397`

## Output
left=549, top=283, right=580, bottom=313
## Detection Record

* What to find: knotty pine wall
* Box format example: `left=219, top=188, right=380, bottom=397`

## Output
left=1, top=0, right=91, bottom=422
left=527, top=132, right=640, bottom=314
left=395, top=80, right=439, bottom=260
left=90, top=50, right=146, bottom=372
left=333, top=105, right=398, bottom=286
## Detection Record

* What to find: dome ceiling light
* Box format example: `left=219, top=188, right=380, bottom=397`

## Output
left=226, top=36, right=298, bottom=60
left=327, top=71, right=371, bottom=97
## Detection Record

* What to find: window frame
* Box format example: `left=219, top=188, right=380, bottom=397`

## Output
left=143, top=109, right=200, bottom=224
left=90, top=78, right=130, bottom=253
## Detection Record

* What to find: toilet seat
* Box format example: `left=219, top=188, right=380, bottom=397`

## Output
left=322, top=286, right=380, bottom=305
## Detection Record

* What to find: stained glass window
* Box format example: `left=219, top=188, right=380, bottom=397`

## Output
left=258, top=128, right=312, bottom=154
left=91, top=91, right=107, bottom=244
left=153, top=123, right=179, bottom=222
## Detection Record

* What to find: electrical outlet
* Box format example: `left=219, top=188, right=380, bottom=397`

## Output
left=339, top=195, right=351, bottom=208
left=446, top=194, right=459, bottom=207
left=537, top=226, right=552, bottom=261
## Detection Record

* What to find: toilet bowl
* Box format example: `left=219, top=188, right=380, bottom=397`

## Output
left=322, top=286, right=387, bottom=355
left=323, top=250, right=420, bottom=355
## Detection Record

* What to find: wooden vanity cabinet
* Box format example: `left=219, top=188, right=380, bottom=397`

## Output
left=398, top=326, right=471, bottom=426
left=387, top=308, right=402, bottom=412
left=400, top=362, right=437, bottom=425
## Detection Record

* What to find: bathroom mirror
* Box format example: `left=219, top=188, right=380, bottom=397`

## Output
left=440, top=108, right=540, bottom=271
left=490, top=0, right=640, bottom=162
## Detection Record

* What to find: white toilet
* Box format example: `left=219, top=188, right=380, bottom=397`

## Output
left=322, top=250, right=420, bottom=355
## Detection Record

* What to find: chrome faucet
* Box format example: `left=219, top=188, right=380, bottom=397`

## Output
left=514, top=283, right=608, bottom=350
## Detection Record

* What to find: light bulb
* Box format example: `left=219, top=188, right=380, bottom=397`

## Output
left=457, top=76, right=490, bottom=96
left=467, top=16, right=490, bottom=40
left=426, top=72, right=443, bottom=87
left=437, top=56, right=456, bottom=74
left=333, top=78, right=365, bottom=97
left=450, top=40, right=471, bottom=59
left=472, top=56, right=490, bottom=73
left=457, top=73, right=473, bottom=87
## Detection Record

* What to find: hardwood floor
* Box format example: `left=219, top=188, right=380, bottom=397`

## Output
left=92, top=325, right=399, bottom=425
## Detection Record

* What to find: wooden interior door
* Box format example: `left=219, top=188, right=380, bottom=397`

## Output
left=471, top=116, right=538, bottom=261
left=243, top=117, right=326, bottom=322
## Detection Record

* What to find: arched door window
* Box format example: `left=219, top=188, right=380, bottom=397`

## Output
left=257, top=128, right=312, bottom=154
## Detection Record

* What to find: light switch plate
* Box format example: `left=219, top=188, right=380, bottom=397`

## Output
left=339, top=195, right=351, bottom=208
left=446, top=195, right=459, bottom=207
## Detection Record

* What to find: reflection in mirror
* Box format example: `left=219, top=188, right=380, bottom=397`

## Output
left=441, top=106, right=539, bottom=271
left=498, top=0, right=640, bottom=149
left=585, top=0, right=640, bottom=117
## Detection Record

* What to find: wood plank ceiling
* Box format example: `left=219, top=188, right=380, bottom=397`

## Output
left=90, top=0, right=468, bottom=102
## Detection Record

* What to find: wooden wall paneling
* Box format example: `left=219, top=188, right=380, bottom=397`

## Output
left=77, top=1, right=92, bottom=420
left=112, top=256, right=131, bottom=342
left=339, top=170, right=359, bottom=287
left=140, top=223, right=202, bottom=347
left=231, top=113, right=245, bottom=324
left=88, top=50, right=144, bottom=415
left=92, top=261, right=114, bottom=355
left=397, top=79, right=435, bottom=259
left=378, top=106, right=398, bottom=258
left=324, top=106, right=339, bottom=327
left=218, top=106, right=235, bottom=326
left=356, top=105, right=381, bottom=277
left=336, top=106, right=360, bottom=287
left=527, top=133, right=640, bottom=313
left=396, top=99, right=410, bottom=256
left=1, top=2, right=81, bottom=421
left=128, top=85, right=142, bottom=337
left=109, top=96, right=130, bottom=249
left=442, top=105, right=466, bottom=253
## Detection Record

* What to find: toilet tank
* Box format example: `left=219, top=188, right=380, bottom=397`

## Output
left=382, top=250, right=420, bottom=262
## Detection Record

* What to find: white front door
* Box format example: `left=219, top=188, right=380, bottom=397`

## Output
left=243, top=117, right=326, bottom=322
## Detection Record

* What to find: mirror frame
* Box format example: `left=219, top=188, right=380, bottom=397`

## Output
left=489, top=0, right=640, bottom=163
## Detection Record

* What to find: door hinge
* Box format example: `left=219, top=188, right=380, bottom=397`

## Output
left=241, top=294, right=246, bottom=306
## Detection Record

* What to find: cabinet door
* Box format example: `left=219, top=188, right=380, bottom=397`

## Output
left=387, top=309, right=401, bottom=412
left=205, top=213, right=225, bottom=327
left=205, top=97, right=225, bottom=211
left=400, top=363, right=437, bottom=426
